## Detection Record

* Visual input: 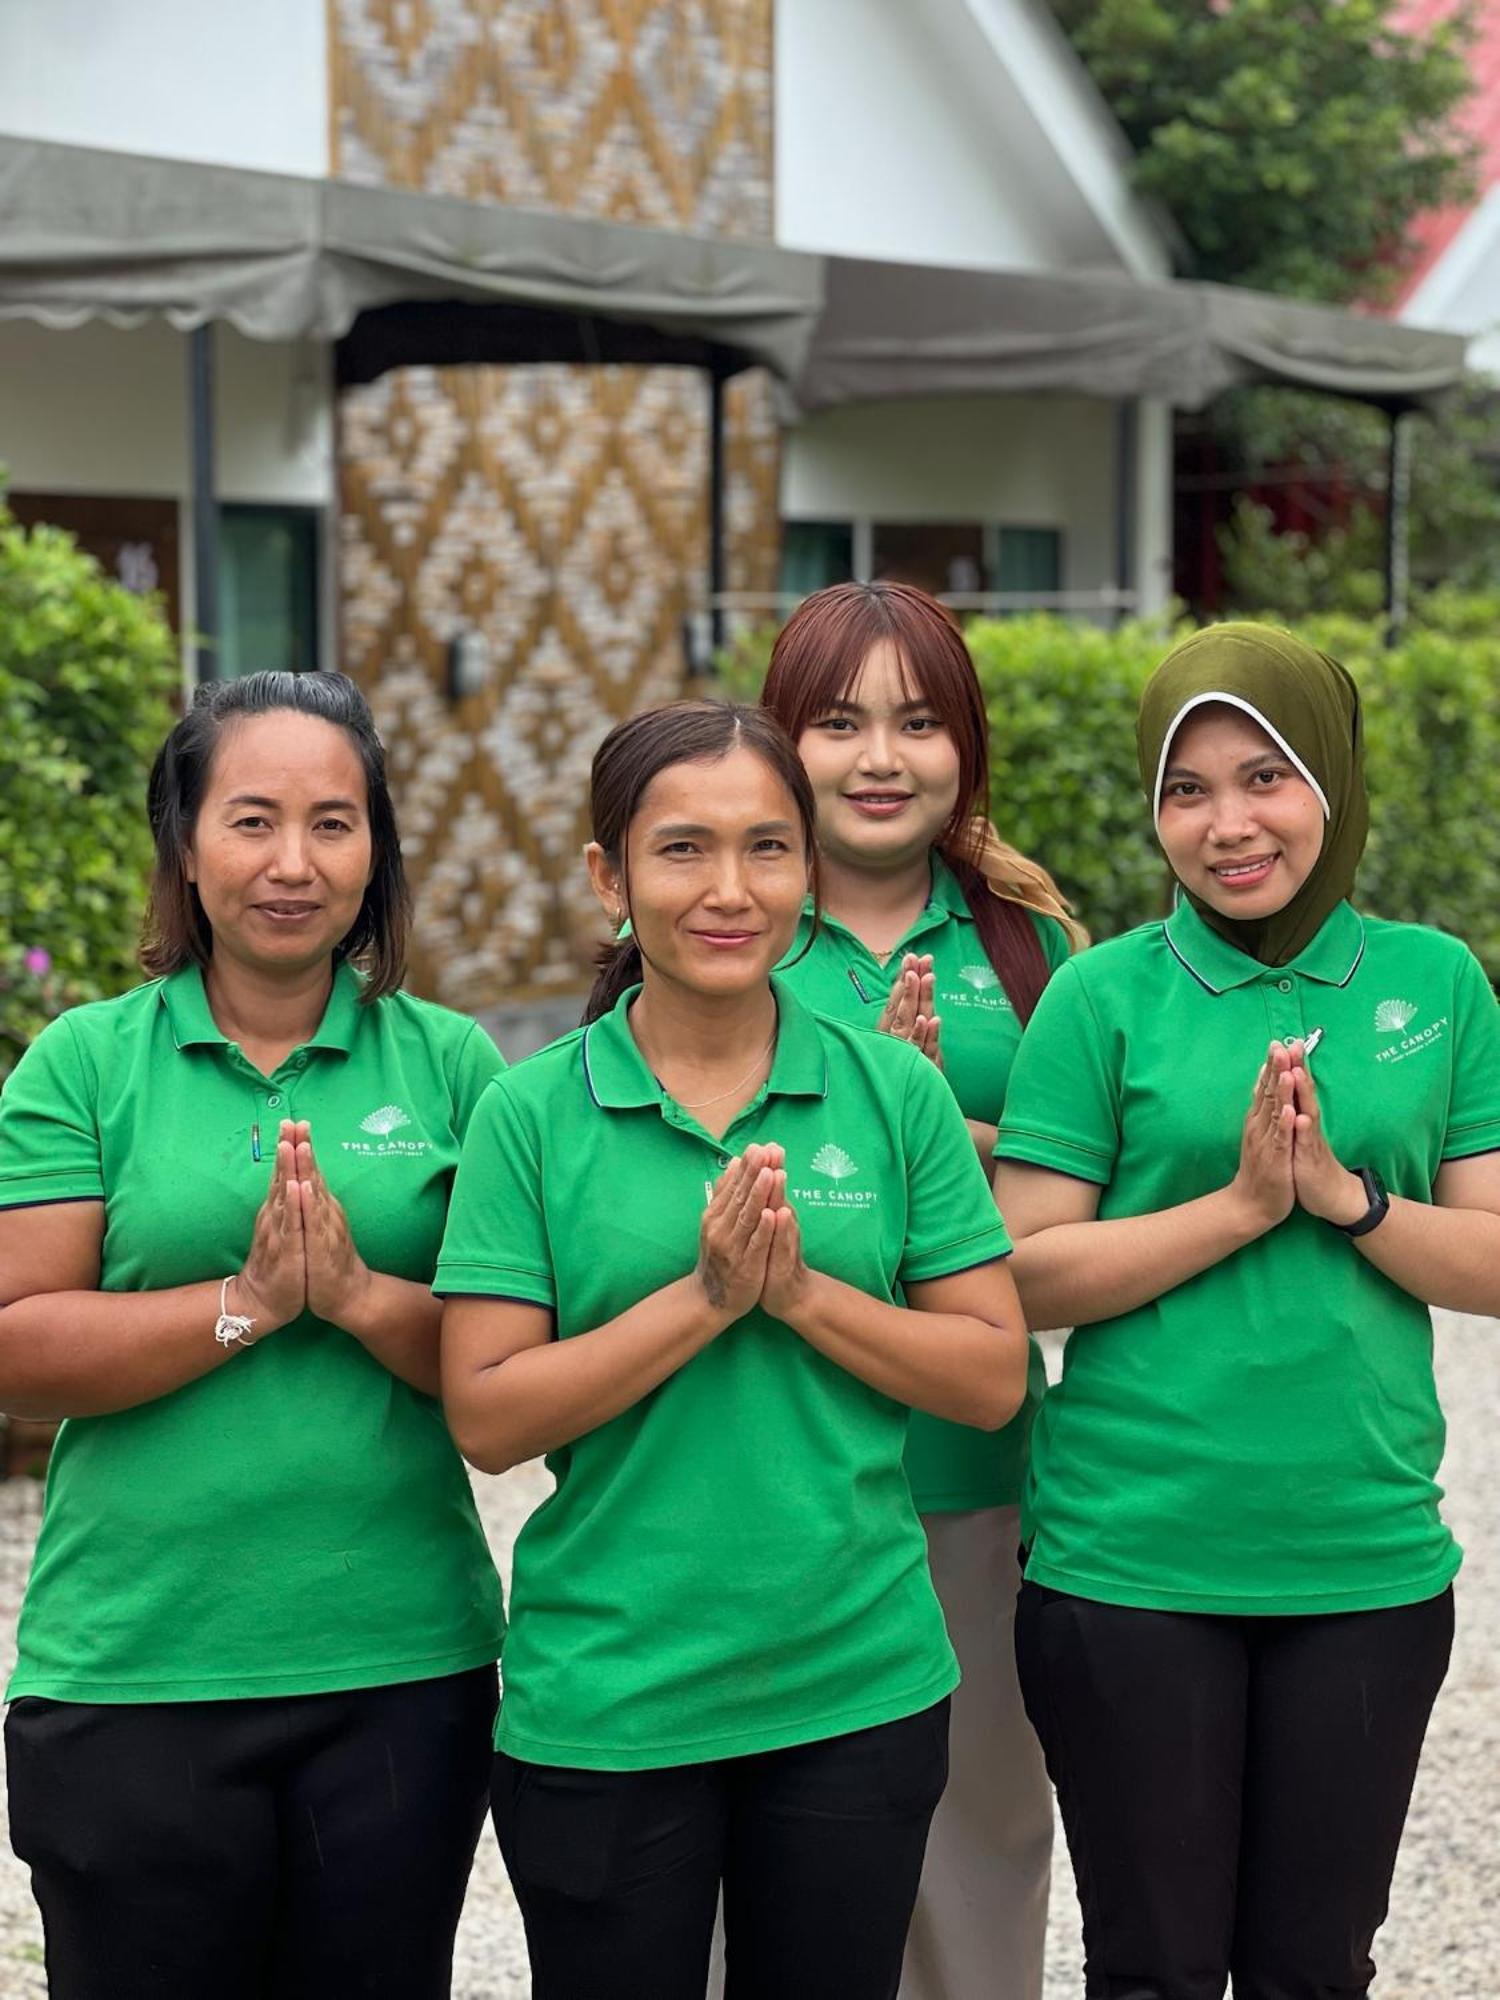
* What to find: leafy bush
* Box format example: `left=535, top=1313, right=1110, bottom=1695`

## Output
left=1218, top=498, right=1387, bottom=621
left=1295, top=615, right=1500, bottom=979
left=1213, top=387, right=1500, bottom=613
left=971, top=615, right=1179, bottom=941
left=717, top=605, right=1500, bottom=976
left=714, top=620, right=783, bottom=703
left=0, top=499, right=180, bottom=1076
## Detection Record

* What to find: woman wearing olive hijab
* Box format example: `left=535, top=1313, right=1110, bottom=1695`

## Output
left=994, top=624, right=1500, bottom=1996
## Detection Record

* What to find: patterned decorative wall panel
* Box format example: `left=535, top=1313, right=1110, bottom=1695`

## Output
left=331, top=0, right=782, bottom=1010
left=341, top=361, right=714, bottom=1007
left=331, top=0, right=774, bottom=235
left=723, top=369, right=780, bottom=602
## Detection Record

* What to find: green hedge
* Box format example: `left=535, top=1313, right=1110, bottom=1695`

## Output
left=0, top=500, right=180, bottom=1077
left=720, top=607, right=1500, bottom=978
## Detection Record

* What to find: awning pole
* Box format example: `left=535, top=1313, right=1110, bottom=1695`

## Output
left=189, top=325, right=220, bottom=680
left=1383, top=409, right=1412, bottom=648
left=1114, top=399, right=1138, bottom=627
left=709, top=368, right=727, bottom=660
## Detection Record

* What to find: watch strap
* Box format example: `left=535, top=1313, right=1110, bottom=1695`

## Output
left=1337, top=1165, right=1389, bottom=1238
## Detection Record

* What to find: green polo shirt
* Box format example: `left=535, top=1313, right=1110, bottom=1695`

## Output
left=435, top=977, right=1012, bottom=1770
left=998, top=897, right=1500, bottom=1616
left=778, top=857, right=1068, bottom=1512
left=0, top=963, right=506, bottom=1703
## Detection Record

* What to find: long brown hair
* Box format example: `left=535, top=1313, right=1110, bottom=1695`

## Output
left=762, top=581, right=1085, bottom=1023
left=142, top=672, right=410, bottom=1002
left=583, top=701, right=820, bottom=1025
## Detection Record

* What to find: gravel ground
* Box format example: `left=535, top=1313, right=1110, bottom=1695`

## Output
left=0, top=1314, right=1494, bottom=1998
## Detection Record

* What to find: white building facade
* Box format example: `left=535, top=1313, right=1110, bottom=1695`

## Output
left=0, top=0, right=1175, bottom=1007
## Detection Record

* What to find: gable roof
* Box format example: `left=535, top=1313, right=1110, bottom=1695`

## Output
left=773, top=0, right=1173, bottom=281
left=1393, top=0, right=1500, bottom=314
left=954, top=0, right=1175, bottom=280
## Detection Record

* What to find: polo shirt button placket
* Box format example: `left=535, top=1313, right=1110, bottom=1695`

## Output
left=1264, top=974, right=1303, bottom=1044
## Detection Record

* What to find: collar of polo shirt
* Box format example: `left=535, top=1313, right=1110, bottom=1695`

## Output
left=1164, top=895, right=1366, bottom=997
left=581, top=974, right=830, bottom=1111
left=797, top=851, right=970, bottom=932
left=158, top=960, right=364, bottom=1056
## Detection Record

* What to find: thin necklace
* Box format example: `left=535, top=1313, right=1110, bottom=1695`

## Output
left=661, top=1031, right=778, bottom=1110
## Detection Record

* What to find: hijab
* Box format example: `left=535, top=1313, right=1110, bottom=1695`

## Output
left=1136, top=622, right=1368, bottom=968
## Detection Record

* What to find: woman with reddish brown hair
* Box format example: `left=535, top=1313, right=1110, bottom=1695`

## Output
left=762, top=580, right=1085, bottom=2000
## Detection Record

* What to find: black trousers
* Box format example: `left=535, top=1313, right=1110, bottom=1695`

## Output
left=5, top=1664, right=497, bottom=2000
left=492, top=1697, right=951, bottom=2000
left=1014, top=1580, right=1454, bottom=2000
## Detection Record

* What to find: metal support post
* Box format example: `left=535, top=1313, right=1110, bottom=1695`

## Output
left=1383, top=409, right=1412, bottom=647
left=189, top=325, right=220, bottom=680
left=709, top=367, right=727, bottom=660
left=1114, top=398, right=1138, bottom=628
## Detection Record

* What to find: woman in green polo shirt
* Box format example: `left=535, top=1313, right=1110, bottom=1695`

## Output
left=438, top=699, right=1029, bottom=2000
left=0, top=672, right=505, bottom=1999
left=761, top=580, right=1082, bottom=2000
left=995, top=623, right=1500, bottom=1997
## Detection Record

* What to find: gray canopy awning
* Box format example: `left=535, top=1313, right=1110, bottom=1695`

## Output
left=0, top=135, right=823, bottom=382
left=0, top=135, right=1469, bottom=411
left=797, top=256, right=1468, bottom=414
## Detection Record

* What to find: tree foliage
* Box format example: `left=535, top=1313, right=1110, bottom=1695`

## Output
left=1052, top=0, right=1477, bottom=301
left=1213, top=385, right=1500, bottom=614
left=0, top=497, right=180, bottom=1075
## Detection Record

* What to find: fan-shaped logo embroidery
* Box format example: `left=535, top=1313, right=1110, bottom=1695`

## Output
left=1374, top=1000, right=1417, bottom=1035
left=360, top=1104, right=411, bottom=1137
left=810, top=1143, right=858, bottom=1181
left=958, top=963, right=1001, bottom=991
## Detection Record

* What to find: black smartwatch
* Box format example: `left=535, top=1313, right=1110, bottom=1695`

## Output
left=1334, top=1165, right=1390, bottom=1238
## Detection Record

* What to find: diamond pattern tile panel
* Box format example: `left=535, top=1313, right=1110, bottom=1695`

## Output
left=331, top=0, right=772, bottom=233
left=331, top=0, right=781, bottom=1009
left=341, top=363, right=718, bottom=1006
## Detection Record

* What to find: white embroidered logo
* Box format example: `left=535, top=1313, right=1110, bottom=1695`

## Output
left=947, top=961, right=1012, bottom=1012
left=1374, top=1000, right=1417, bottom=1035
left=360, top=1104, right=411, bottom=1136
left=794, top=1142, right=877, bottom=1211
left=1373, top=1000, right=1450, bottom=1067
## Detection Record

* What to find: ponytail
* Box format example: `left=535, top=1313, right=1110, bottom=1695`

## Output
left=943, top=817, right=1089, bottom=1026
left=583, top=936, right=644, bottom=1026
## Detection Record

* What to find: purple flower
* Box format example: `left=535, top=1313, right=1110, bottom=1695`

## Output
left=23, top=948, right=51, bottom=977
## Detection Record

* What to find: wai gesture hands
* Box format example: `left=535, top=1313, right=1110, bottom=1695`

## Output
left=695, top=1142, right=809, bottom=1328
left=878, top=953, right=942, bottom=1070
left=1284, top=1045, right=1369, bottom=1227
left=1229, top=1038, right=1367, bottom=1234
left=234, top=1121, right=372, bottom=1336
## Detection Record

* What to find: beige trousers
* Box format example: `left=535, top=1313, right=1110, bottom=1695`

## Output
left=899, top=1505, right=1052, bottom=2000
left=708, top=1506, right=1052, bottom=2000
